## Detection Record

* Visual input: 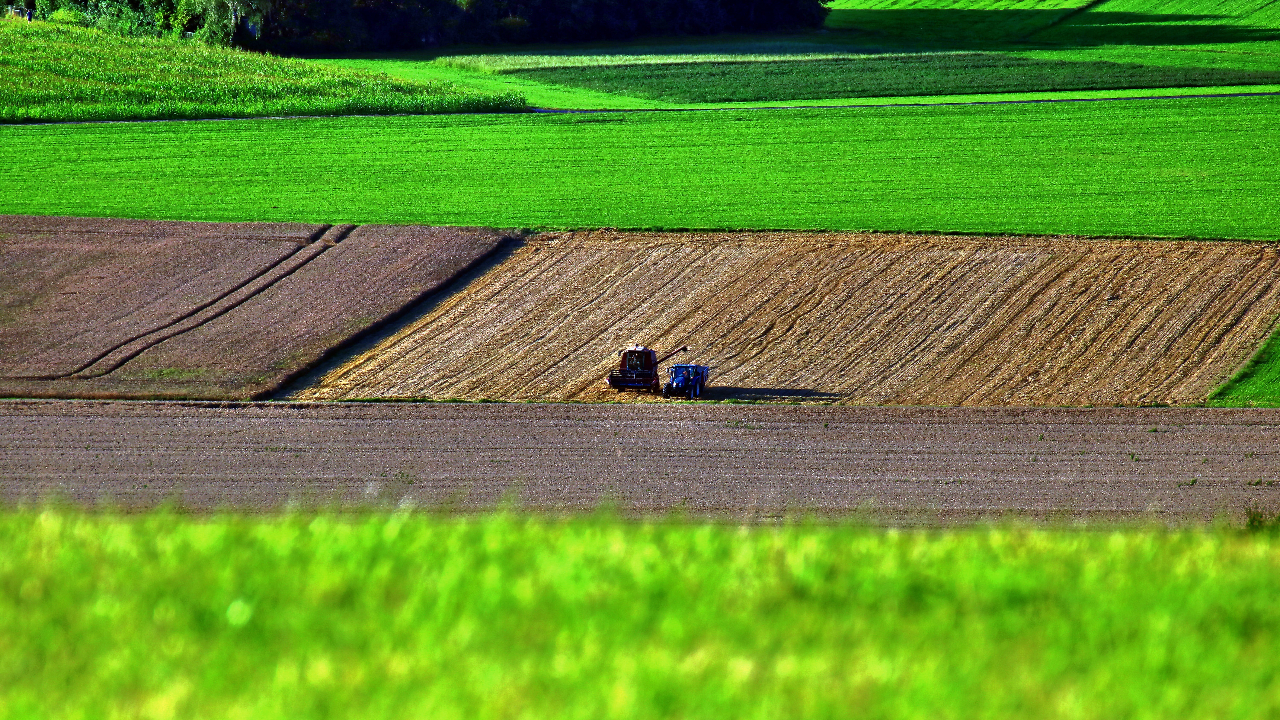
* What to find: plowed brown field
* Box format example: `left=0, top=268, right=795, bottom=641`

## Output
left=0, top=216, right=507, bottom=399
left=0, top=215, right=325, bottom=378
left=293, top=231, right=1280, bottom=406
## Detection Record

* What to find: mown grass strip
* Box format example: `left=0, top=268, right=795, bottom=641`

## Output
left=510, top=53, right=1280, bottom=103
left=0, top=21, right=524, bottom=123
left=323, top=55, right=1280, bottom=109
left=3, top=511, right=1279, bottom=719
left=0, top=96, right=1276, bottom=240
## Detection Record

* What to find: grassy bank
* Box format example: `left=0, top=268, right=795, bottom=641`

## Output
left=0, top=20, right=524, bottom=123
left=3, top=511, right=1279, bottom=719
left=0, top=95, right=1276, bottom=239
left=1212, top=325, right=1280, bottom=407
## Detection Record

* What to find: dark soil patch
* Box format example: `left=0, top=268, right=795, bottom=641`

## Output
left=0, top=216, right=507, bottom=400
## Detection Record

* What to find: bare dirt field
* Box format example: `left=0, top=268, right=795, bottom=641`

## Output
left=0, top=215, right=324, bottom=377
left=291, top=231, right=1280, bottom=407
left=3, top=400, right=1278, bottom=523
left=0, top=216, right=508, bottom=399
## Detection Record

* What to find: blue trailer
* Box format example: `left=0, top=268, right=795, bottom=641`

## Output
left=663, top=363, right=710, bottom=400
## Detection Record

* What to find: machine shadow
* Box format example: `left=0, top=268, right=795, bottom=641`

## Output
left=700, top=386, right=844, bottom=402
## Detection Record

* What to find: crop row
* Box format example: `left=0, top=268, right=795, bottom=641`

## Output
left=512, top=53, right=1280, bottom=103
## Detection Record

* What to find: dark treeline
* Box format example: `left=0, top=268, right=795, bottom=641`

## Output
left=18, top=0, right=829, bottom=51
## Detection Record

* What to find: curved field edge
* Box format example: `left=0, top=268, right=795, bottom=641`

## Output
left=0, top=96, right=1276, bottom=241
left=4, top=510, right=1280, bottom=719
left=1210, top=321, right=1280, bottom=407
left=0, top=21, right=524, bottom=123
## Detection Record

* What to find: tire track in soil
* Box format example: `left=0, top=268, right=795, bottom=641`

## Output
left=1, top=224, right=333, bottom=381
left=290, top=231, right=1280, bottom=407
left=69, top=225, right=356, bottom=379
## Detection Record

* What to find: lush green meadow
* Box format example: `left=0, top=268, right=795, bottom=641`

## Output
left=0, top=20, right=524, bottom=123
left=0, top=95, right=1275, bottom=240
left=3, top=510, right=1279, bottom=719
left=824, top=0, right=1091, bottom=42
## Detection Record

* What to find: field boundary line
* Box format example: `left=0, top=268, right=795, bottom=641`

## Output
left=4, top=89, right=1278, bottom=127
left=264, top=232, right=524, bottom=400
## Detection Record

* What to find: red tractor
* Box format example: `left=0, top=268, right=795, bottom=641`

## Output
left=606, top=345, right=687, bottom=394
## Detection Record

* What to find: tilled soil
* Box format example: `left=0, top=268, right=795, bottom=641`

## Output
left=109, top=224, right=508, bottom=398
left=0, top=216, right=508, bottom=399
left=3, top=400, right=1278, bottom=523
left=292, top=231, right=1280, bottom=406
left=0, top=215, right=324, bottom=377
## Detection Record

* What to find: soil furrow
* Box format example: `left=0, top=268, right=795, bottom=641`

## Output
left=294, top=231, right=1280, bottom=406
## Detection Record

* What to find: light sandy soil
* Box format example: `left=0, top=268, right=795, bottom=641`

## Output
left=3, top=400, right=1278, bottom=523
left=292, top=231, right=1280, bottom=406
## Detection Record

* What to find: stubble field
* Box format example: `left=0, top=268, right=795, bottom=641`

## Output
left=293, top=231, right=1280, bottom=407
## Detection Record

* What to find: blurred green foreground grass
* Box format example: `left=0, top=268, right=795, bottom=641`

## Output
left=2, top=511, right=1279, bottom=719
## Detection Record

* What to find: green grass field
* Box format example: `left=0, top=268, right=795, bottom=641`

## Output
left=509, top=53, right=1280, bottom=103
left=0, top=96, right=1275, bottom=240
left=0, top=20, right=524, bottom=122
left=1031, top=0, right=1280, bottom=48
left=1211, top=330, right=1280, bottom=407
left=825, top=0, right=1093, bottom=42
left=314, top=0, right=1280, bottom=110
left=4, top=510, right=1279, bottom=719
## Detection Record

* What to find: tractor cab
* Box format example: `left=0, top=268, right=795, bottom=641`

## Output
left=621, top=347, right=655, bottom=373
left=663, top=363, right=711, bottom=400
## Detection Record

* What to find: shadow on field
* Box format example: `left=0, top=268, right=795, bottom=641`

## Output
left=273, top=235, right=527, bottom=398
left=701, top=386, right=843, bottom=402
left=826, top=9, right=1280, bottom=48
